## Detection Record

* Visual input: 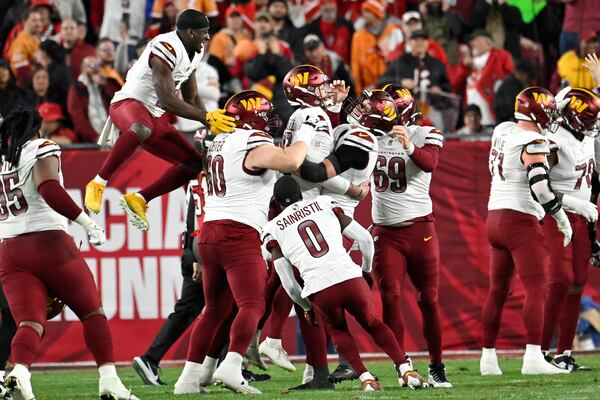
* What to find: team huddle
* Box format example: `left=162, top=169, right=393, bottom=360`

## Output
left=1, top=8, right=600, bottom=400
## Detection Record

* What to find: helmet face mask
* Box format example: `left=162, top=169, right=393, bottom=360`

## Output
left=345, top=90, right=398, bottom=136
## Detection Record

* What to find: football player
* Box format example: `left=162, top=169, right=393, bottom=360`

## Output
left=262, top=175, right=428, bottom=391
left=0, top=107, right=137, bottom=399
left=84, top=10, right=236, bottom=231
left=481, top=87, right=571, bottom=375
left=259, top=64, right=367, bottom=390
left=540, top=87, right=600, bottom=371
left=173, top=90, right=311, bottom=394
left=365, top=84, right=452, bottom=388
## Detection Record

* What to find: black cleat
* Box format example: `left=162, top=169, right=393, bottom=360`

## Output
left=552, top=354, right=592, bottom=372
left=132, top=356, right=165, bottom=385
left=428, top=362, right=453, bottom=388
left=328, top=364, right=358, bottom=383
left=288, top=378, right=334, bottom=391
left=242, top=368, right=271, bottom=382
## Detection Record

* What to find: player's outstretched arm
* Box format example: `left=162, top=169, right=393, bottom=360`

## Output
left=337, top=212, right=374, bottom=272
left=33, top=156, right=106, bottom=246
left=182, top=73, right=236, bottom=134
left=299, top=145, right=369, bottom=182
left=245, top=141, right=310, bottom=173
left=271, top=248, right=312, bottom=312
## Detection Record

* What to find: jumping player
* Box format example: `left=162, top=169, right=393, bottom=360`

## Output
left=174, top=90, right=312, bottom=394
left=540, top=87, right=600, bottom=371
left=84, top=9, right=236, bottom=231
left=481, top=87, right=571, bottom=375
left=262, top=175, right=428, bottom=391
left=0, top=107, right=138, bottom=400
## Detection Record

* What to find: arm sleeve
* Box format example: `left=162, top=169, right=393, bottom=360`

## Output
left=341, top=219, right=374, bottom=272
left=320, top=175, right=351, bottom=194
left=274, top=257, right=312, bottom=311
left=115, top=41, right=129, bottom=76
left=408, top=144, right=441, bottom=172
left=298, top=145, right=370, bottom=182
left=37, top=180, right=82, bottom=221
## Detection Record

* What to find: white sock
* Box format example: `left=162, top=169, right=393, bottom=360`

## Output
left=266, top=337, right=282, bottom=347
left=398, top=362, right=412, bottom=377
left=563, top=349, right=572, bottom=357
left=181, top=361, right=203, bottom=376
left=98, top=364, right=117, bottom=379
left=93, top=176, right=107, bottom=185
left=223, top=352, right=243, bottom=366
left=525, top=344, right=542, bottom=356
left=12, top=364, right=29, bottom=376
left=482, top=348, right=497, bottom=357
left=359, top=371, right=375, bottom=382
left=134, top=192, right=146, bottom=201
left=202, top=356, right=218, bottom=370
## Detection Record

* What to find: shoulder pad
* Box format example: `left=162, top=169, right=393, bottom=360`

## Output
left=247, top=131, right=274, bottom=150
left=524, top=138, right=550, bottom=155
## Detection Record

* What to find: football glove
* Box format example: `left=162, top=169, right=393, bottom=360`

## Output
left=562, top=195, right=598, bottom=223
left=552, top=209, right=573, bottom=247
left=75, top=212, right=106, bottom=246
left=304, top=309, right=319, bottom=327
left=206, top=109, right=236, bottom=134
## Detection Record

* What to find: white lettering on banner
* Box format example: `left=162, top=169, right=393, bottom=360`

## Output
left=53, top=188, right=187, bottom=322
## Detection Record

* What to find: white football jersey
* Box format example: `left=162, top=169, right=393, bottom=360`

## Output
left=112, top=31, right=204, bottom=117
left=549, top=127, right=595, bottom=201
left=488, top=122, right=550, bottom=219
left=0, top=139, right=67, bottom=239
left=282, top=107, right=334, bottom=200
left=203, top=129, right=276, bottom=232
left=371, top=125, right=444, bottom=225
left=321, top=124, right=378, bottom=217
left=262, top=195, right=362, bottom=298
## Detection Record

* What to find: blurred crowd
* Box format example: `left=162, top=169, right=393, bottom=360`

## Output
left=0, top=0, right=598, bottom=145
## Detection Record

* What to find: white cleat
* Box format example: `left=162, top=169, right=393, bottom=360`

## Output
left=5, top=366, right=34, bottom=400
left=480, top=352, right=502, bottom=376
left=198, top=357, right=218, bottom=387
left=302, top=364, right=314, bottom=384
left=173, top=378, right=208, bottom=395
left=258, top=340, right=295, bottom=372
left=99, top=376, right=140, bottom=400
left=401, top=371, right=428, bottom=390
left=246, top=344, right=268, bottom=371
left=522, top=353, right=570, bottom=375
left=213, top=361, right=262, bottom=394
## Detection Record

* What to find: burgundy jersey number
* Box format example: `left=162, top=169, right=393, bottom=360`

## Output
left=490, top=149, right=505, bottom=180
left=0, top=172, right=28, bottom=221
left=373, top=156, right=407, bottom=193
left=205, top=155, right=226, bottom=197
left=574, top=159, right=595, bottom=190
left=298, top=220, right=329, bottom=258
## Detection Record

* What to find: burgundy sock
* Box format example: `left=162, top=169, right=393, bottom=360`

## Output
left=364, top=318, right=406, bottom=364
left=83, top=314, right=114, bottom=366
left=295, top=303, right=328, bottom=368
left=186, top=312, right=224, bottom=363
left=541, top=281, right=569, bottom=350
left=521, top=274, right=548, bottom=345
left=11, top=326, right=41, bottom=367
left=265, top=286, right=293, bottom=338
left=139, top=164, right=196, bottom=202
left=206, top=312, right=236, bottom=359
left=381, top=292, right=405, bottom=349
left=418, top=297, right=443, bottom=363
left=228, top=302, right=264, bottom=355
left=557, top=290, right=583, bottom=353
left=481, top=285, right=510, bottom=348
left=98, top=132, right=141, bottom=181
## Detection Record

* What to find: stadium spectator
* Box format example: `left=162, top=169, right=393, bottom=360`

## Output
left=242, top=11, right=295, bottom=133
left=302, top=34, right=355, bottom=97
left=556, top=31, right=599, bottom=90
left=387, top=11, right=449, bottom=70
left=351, top=0, right=403, bottom=93
left=469, top=0, right=522, bottom=61
left=20, top=65, right=57, bottom=108
left=96, top=38, right=125, bottom=87
left=454, top=29, right=514, bottom=125
left=37, top=40, right=72, bottom=114
left=419, top=0, right=463, bottom=65
left=494, top=59, right=535, bottom=124
left=30, top=0, right=60, bottom=41
left=209, top=5, right=251, bottom=73
left=456, top=104, right=492, bottom=136
left=38, top=101, right=77, bottom=144
left=54, top=0, right=87, bottom=25
left=99, top=0, right=145, bottom=59
left=0, top=59, right=29, bottom=117
left=67, top=56, right=120, bottom=143
left=152, top=0, right=219, bottom=33
left=145, top=1, right=178, bottom=39
left=559, top=0, right=600, bottom=56
left=306, top=0, right=354, bottom=63
left=0, top=2, right=30, bottom=53
left=7, top=9, right=42, bottom=87
left=60, top=18, right=95, bottom=79
left=233, top=12, right=294, bottom=63
left=268, top=0, right=311, bottom=62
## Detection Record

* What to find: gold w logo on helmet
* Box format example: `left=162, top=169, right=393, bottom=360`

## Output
left=532, top=92, right=552, bottom=106
left=289, top=72, right=309, bottom=87
left=569, top=96, right=590, bottom=113
left=396, top=88, right=412, bottom=99
left=383, top=103, right=397, bottom=120
left=240, top=98, right=263, bottom=111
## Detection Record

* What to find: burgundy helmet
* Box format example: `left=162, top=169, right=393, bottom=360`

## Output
left=556, top=87, right=600, bottom=137
left=514, top=86, right=560, bottom=133
left=224, top=90, right=280, bottom=132
left=282, top=64, right=333, bottom=108
left=346, top=89, right=398, bottom=136
left=382, top=83, right=421, bottom=125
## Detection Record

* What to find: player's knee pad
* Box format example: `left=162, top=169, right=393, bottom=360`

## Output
left=417, top=287, right=438, bottom=306
left=129, top=123, right=152, bottom=141
left=19, top=321, right=44, bottom=338
left=81, top=307, right=106, bottom=321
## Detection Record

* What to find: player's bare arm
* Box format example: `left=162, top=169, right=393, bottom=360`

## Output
left=245, top=142, right=309, bottom=173
left=181, top=72, right=206, bottom=113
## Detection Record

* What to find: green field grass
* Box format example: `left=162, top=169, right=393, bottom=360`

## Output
left=29, top=355, right=600, bottom=399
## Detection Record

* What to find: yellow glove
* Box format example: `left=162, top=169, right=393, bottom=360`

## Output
left=206, top=109, right=236, bottom=134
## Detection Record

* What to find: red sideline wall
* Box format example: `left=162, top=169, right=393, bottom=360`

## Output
left=37, top=141, right=600, bottom=363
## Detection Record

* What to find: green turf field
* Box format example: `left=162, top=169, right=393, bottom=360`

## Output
left=30, top=355, right=600, bottom=399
